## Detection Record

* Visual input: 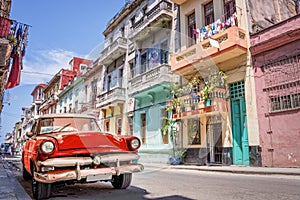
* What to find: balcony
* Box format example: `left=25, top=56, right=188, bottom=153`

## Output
left=170, top=0, right=188, bottom=5
left=128, top=64, right=177, bottom=95
left=168, top=88, right=227, bottom=119
left=40, top=94, right=59, bottom=111
left=128, top=0, right=173, bottom=41
left=99, top=37, right=128, bottom=65
left=171, top=26, right=248, bottom=75
left=96, top=87, right=126, bottom=108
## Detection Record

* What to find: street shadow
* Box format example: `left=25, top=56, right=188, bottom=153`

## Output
left=49, top=184, right=193, bottom=200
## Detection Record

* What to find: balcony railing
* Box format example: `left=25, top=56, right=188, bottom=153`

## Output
left=168, top=88, right=227, bottom=118
left=96, top=87, right=126, bottom=108
left=128, top=0, right=173, bottom=41
left=99, top=37, right=128, bottom=65
left=171, top=26, right=247, bottom=74
left=128, top=64, right=176, bottom=94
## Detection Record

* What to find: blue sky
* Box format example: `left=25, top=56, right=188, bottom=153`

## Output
left=0, top=0, right=128, bottom=142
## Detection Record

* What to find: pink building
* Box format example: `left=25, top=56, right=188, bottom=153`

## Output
left=250, top=14, right=300, bottom=167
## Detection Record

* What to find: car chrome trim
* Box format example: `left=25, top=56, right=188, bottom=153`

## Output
left=34, top=163, right=144, bottom=183
left=38, top=157, right=93, bottom=167
left=38, top=153, right=140, bottom=167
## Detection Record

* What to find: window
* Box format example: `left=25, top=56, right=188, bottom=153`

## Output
left=105, top=120, right=110, bottom=132
left=80, top=64, right=87, bottom=71
left=75, top=100, right=78, bottom=112
left=116, top=117, right=122, bottom=135
left=161, top=109, right=169, bottom=144
left=120, top=26, right=125, bottom=37
left=141, top=113, right=146, bottom=144
left=129, top=61, right=135, bottom=78
left=107, top=74, right=111, bottom=91
left=91, top=80, right=97, bottom=105
left=128, top=116, right=133, bottom=135
left=188, top=118, right=201, bottom=145
left=130, top=16, right=136, bottom=27
left=204, top=1, right=214, bottom=25
left=142, top=6, right=147, bottom=15
left=161, top=40, right=169, bottom=64
left=187, top=12, right=196, bottom=47
left=224, top=0, right=236, bottom=20
left=263, top=54, right=300, bottom=112
left=119, top=68, right=123, bottom=87
left=141, top=52, right=147, bottom=74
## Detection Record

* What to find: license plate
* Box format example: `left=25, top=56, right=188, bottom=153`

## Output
left=86, top=173, right=112, bottom=182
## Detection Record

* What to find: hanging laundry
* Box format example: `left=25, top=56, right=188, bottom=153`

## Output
left=193, top=28, right=198, bottom=35
left=230, top=15, right=236, bottom=26
left=211, top=22, right=216, bottom=35
left=215, top=19, right=221, bottom=33
left=5, top=53, right=21, bottom=89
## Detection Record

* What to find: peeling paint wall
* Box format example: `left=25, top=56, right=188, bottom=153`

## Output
left=247, top=0, right=298, bottom=33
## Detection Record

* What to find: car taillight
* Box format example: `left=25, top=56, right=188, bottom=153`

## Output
left=128, top=138, right=141, bottom=151
left=40, top=141, right=55, bottom=155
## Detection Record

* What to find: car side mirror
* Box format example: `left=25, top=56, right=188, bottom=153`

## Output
left=26, top=132, right=34, bottom=137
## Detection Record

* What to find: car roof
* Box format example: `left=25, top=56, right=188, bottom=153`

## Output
left=36, top=113, right=96, bottom=119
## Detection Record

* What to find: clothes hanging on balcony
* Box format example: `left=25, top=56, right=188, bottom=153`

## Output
left=194, top=13, right=237, bottom=42
left=5, top=21, right=30, bottom=89
left=5, top=53, right=21, bottom=89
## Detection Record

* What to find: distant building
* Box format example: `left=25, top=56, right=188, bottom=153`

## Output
left=30, top=84, right=46, bottom=116
left=40, top=57, right=92, bottom=114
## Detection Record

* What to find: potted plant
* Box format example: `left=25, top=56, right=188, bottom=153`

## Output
left=202, top=70, right=227, bottom=106
left=202, top=84, right=213, bottom=106
left=161, top=117, right=184, bottom=165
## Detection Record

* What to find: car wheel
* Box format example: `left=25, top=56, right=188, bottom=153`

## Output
left=22, top=165, right=31, bottom=181
left=111, top=173, right=132, bottom=189
left=31, top=165, right=51, bottom=199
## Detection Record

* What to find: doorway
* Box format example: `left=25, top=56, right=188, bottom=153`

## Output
left=230, top=81, right=249, bottom=165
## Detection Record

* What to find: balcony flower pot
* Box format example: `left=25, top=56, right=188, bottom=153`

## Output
left=169, top=157, right=181, bottom=165
left=205, top=99, right=211, bottom=106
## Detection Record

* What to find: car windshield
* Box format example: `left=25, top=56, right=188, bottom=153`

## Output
left=39, top=117, right=101, bottom=134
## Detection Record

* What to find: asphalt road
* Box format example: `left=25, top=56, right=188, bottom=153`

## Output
left=13, top=165, right=300, bottom=200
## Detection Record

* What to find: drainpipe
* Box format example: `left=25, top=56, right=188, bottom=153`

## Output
left=265, top=112, right=274, bottom=167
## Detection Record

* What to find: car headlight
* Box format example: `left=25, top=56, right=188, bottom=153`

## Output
left=130, top=138, right=140, bottom=150
left=41, top=141, right=55, bottom=154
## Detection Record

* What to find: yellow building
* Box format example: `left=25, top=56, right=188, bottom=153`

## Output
left=170, top=0, right=260, bottom=166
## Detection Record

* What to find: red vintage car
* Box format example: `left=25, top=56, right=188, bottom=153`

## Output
left=22, top=114, right=143, bottom=199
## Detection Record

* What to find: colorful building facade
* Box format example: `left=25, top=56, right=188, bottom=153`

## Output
left=250, top=14, right=300, bottom=167
left=170, top=0, right=260, bottom=166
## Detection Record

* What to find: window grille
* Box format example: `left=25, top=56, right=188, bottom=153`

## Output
left=263, top=54, right=300, bottom=112
left=229, top=81, right=245, bottom=100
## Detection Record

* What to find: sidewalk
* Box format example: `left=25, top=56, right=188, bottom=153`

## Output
left=143, top=163, right=300, bottom=176
left=1, top=156, right=300, bottom=200
left=0, top=155, right=31, bottom=200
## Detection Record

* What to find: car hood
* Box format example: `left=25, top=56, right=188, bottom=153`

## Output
left=48, top=132, right=126, bottom=151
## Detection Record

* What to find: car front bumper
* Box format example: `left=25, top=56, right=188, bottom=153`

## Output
left=35, top=153, right=144, bottom=183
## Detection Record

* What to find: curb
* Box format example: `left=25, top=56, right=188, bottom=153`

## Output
left=169, top=166, right=300, bottom=176
left=143, top=163, right=300, bottom=176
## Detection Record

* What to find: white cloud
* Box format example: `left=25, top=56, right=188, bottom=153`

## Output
left=21, top=49, right=83, bottom=85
